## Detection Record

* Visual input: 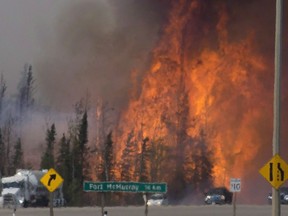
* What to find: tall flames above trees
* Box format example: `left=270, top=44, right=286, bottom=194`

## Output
left=115, top=0, right=274, bottom=200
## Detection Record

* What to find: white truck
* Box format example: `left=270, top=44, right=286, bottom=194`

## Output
left=0, top=169, right=64, bottom=208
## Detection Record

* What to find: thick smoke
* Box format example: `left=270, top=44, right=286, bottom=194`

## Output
left=36, top=0, right=168, bottom=111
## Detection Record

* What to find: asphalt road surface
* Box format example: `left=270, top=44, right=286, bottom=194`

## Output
left=1, top=205, right=288, bottom=216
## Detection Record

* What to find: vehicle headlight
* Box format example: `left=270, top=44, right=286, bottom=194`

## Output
left=19, top=197, right=24, bottom=204
left=205, top=195, right=211, bottom=201
left=284, top=195, right=288, bottom=201
left=220, top=195, right=225, bottom=200
left=157, top=200, right=162, bottom=205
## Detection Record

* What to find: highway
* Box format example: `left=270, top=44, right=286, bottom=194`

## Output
left=1, top=205, right=288, bottom=216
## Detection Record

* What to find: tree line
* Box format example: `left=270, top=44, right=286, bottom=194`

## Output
left=0, top=63, right=34, bottom=176
left=0, top=63, right=215, bottom=206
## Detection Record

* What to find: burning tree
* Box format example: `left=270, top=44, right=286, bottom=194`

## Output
left=115, top=0, right=270, bottom=203
left=120, top=130, right=137, bottom=182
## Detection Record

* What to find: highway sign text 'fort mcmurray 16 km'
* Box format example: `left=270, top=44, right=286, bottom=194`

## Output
left=83, top=181, right=167, bottom=193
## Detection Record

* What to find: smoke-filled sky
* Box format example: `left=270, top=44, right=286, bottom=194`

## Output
left=0, top=0, right=168, bottom=111
left=0, top=0, right=66, bottom=93
left=0, top=0, right=287, bottom=111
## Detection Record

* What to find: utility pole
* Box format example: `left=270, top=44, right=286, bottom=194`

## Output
left=0, top=171, right=2, bottom=194
left=272, top=0, right=283, bottom=216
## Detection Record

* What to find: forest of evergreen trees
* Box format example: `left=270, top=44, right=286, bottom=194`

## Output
left=0, top=63, right=215, bottom=206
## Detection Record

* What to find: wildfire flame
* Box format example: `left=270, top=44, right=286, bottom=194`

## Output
left=115, top=0, right=275, bottom=202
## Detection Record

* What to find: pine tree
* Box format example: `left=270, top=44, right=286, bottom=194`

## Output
left=167, top=89, right=190, bottom=200
left=78, top=110, right=89, bottom=184
left=40, top=124, right=56, bottom=169
left=120, top=130, right=136, bottom=181
left=191, top=129, right=214, bottom=193
left=103, top=131, right=115, bottom=181
left=138, top=137, right=150, bottom=182
left=119, top=130, right=138, bottom=205
left=149, top=138, right=169, bottom=182
left=0, top=128, right=5, bottom=176
left=68, top=100, right=90, bottom=206
left=0, top=74, right=7, bottom=122
left=12, top=138, right=24, bottom=173
left=97, top=132, right=116, bottom=206
left=56, top=133, right=72, bottom=204
left=2, top=114, right=16, bottom=176
left=17, top=63, right=34, bottom=115
left=56, top=134, right=71, bottom=178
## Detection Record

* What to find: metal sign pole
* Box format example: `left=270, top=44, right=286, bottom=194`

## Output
left=272, top=0, right=283, bottom=216
left=12, top=195, right=16, bottom=216
left=49, top=192, right=54, bottom=216
left=144, top=193, right=148, bottom=216
left=101, top=192, right=104, bottom=216
left=0, top=171, right=2, bottom=194
left=233, top=192, right=236, bottom=216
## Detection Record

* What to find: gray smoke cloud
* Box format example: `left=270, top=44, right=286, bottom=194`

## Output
left=35, top=0, right=168, bottom=111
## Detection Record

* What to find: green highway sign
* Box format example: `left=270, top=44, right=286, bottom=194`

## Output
left=83, top=181, right=167, bottom=193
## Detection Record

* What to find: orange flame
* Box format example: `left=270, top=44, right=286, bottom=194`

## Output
left=117, top=0, right=273, bottom=195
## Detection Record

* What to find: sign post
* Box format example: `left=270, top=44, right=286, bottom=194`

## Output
left=101, top=192, right=104, bottom=216
left=0, top=171, right=2, bottom=195
left=230, top=178, right=241, bottom=216
left=144, top=192, right=148, bottom=216
left=271, top=0, right=283, bottom=215
left=49, top=192, right=54, bottom=216
left=12, top=195, right=17, bottom=216
left=40, top=168, right=64, bottom=216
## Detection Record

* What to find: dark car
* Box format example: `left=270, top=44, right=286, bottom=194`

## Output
left=204, top=187, right=233, bottom=205
left=268, top=187, right=288, bottom=204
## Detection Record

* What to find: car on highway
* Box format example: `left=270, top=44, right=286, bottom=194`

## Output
left=147, top=193, right=168, bottom=206
left=268, top=187, right=288, bottom=204
left=204, top=187, right=233, bottom=205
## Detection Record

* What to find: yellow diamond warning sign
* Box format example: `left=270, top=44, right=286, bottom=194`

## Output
left=40, top=168, right=64, bottom=192
left=259, top=154, right=288, bottom=189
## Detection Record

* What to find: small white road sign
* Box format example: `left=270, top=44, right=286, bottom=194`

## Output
left=230, top=178, right=241, bottom=192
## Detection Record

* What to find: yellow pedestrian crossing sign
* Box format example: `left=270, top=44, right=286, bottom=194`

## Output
left=259, top=154, right=288, bottom=189
left=40, top=168, right=64, bottom=192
